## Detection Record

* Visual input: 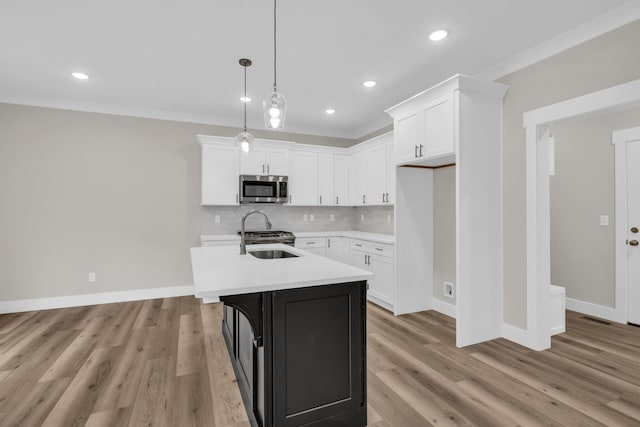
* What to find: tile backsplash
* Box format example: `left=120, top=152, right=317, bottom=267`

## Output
left=201, top=205, right=394, bottom=235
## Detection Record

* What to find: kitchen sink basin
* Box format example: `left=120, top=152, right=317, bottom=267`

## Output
left=249, top=249, right=299, bottom=259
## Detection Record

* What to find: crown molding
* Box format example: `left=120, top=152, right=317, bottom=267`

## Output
left=478, top=1, right=640, bottom=81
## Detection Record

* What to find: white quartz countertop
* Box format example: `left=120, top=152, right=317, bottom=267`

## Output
left=191, top=243, right=373, bottom=301
left=200, top=230, right=394, bottom=245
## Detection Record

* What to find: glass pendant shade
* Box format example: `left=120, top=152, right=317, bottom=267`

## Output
left=235, top=131, right=254, bottom=155
left=263, top=88, right=287, bottom=129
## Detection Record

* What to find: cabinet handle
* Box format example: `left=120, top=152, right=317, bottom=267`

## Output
left=328, top=239, right=331, bottom=248
left=415, top=145, right=418, bottom=158
left=336, top=196, right=338, bottom=205
left=364, top=254, right=367, bottom=265
left=320, top=195, right=322, bottom=204
left=355, top=243, right=362, bottom=247
left=306, top=242, right=314, bottom=245
left=363, top=195, right=366, bottom=204
left=236, top=193, right=239, bottom=203
left=419, top=144, right=424, bottom=157
left=262, top=164, right=265, bottom=173
left=267, top=164, right=270, bottom=174
left=375, top=247, right=383, bottom=251
left=289, top=194, right=292, bottom=204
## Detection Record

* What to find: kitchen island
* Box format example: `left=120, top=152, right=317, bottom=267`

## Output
left=190, top=243, right=372, bottom=427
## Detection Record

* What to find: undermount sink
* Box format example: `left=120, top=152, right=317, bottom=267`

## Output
left=249, top=249, right=299, bottom=260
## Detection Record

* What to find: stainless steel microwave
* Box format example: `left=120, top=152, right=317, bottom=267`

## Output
left=239, top=175, right=288, bottom=204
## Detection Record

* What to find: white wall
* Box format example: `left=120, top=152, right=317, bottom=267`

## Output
left=433, top=166, right=456, bottom=303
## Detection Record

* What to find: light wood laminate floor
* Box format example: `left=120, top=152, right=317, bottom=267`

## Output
left=1, top=297, right=640, bottom=426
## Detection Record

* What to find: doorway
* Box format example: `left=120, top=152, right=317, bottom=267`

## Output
left=613, top=127, right=640, bottom=326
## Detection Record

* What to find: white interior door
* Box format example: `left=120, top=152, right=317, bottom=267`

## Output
left=627, top=138, right=640, bottom=325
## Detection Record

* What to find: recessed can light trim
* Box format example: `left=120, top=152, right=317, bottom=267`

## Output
left=429, top=30, right=448, bottom=41
left=240, top=96, right=252, bottom=103
left=363, top=80, right=377, bottom=88
left=71, top=72, right=90, bottom=80
left=325, top=109, right=336, bottom=115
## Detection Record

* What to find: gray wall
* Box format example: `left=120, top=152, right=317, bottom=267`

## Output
left=551, top=108, right=640, bottom=307
left=433, top=166, right=456, bottom=303
left=0, top=103, right=356, bottom=302
left=499, top=20, right=640, bottom=327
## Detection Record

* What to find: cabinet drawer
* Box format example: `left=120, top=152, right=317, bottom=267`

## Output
left=350, top=239, right=369, bottom=251
left=295, top=237, right=326, bottom=249
left=367, top=242, right=393, bottom=258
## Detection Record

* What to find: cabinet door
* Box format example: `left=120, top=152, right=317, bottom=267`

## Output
left=395, top=111, right=420, bottom=165
left=334, top=155, right=349, bottom=206
left=237, top=311, right=254, bottom=406
left=201, top=144, right=240, bottom=205
left=266, top=148, right=289, bottom=175
left=288, top=151, right=318, bottom=205
left=386, top=143, right=395, bottom=204
left=365, top=145, right=387, bottom=205
left=326, top=237, right=350, bottom=263
left=368, top=253, right=394, bottom=306
left=355, top=152, right=367, bottom=205
left=350, top=249, right=369, bottom=271
left=240, top=147, right=267, bottom=175
left=317, top=153, right=334, bottom=205
left=348, top=155, right=358, bottom=205
left=422, top=93, right=454, bottom=158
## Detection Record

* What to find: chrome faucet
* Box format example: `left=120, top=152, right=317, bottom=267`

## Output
left=240, top=209, right=272, bottom=254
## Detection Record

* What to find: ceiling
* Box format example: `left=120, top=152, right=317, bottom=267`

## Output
left=0, top=0, right=633, bottom=139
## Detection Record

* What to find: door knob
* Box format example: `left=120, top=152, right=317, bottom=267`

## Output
left=631, top=227, right=638, bottom=233
left=629, top=240, right=639, bottom=246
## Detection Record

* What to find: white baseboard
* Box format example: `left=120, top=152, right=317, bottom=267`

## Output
left=367, top=294, right=394, bottom=313
left=0, top=285, right=195, bottom=314
left=565, top=297, right=626, bottom=324
left=502, top=323, right=535, bottom=348
left=432, top=298, right=456, bottom=319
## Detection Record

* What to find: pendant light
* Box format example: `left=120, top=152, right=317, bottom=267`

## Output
left=235, top=58, right=254, bottom=155
left=263, top=0, right=287, bottom=129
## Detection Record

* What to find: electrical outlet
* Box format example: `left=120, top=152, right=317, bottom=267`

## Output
left=310, top=214, right=315, bottom=222
left=303, top=214, right=308, bottom=222
left=444, top=282, right=454, bottom=299
left=330, top=214, right=335, bottom=222
left=214, top=215, right=220, bottom=224
left=89, top=272, right=96, bottom=283
left=600, top=215, right=609, bottom=226
left=360, top=214, right=365, bottom=221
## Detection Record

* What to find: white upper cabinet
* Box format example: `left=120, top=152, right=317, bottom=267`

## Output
left=334, top=155, right=349, bottom=206
left=364, top=144, right=387, bottom=205
left=317, top=153, right=334, bottom=205
left=199, top=138, right=240, bottom=205
left=395, top=111, right=420, bottom=164
left=288, top=150, right=318, bottom=205
left=240, top=147, right=289, bottom=176
left=349, top=133, right=394, bottom=205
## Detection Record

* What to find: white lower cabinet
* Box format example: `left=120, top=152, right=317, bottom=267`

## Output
left=295, top=237, right=326, bottom=256
left=326, top=237, right=350, bottom=263
left=349, top=239, right=394, bottom=309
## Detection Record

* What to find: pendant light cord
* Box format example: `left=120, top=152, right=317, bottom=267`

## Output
left=273, top=0, right=277, bottom=89
left=243, top=65, right=248, bottom=132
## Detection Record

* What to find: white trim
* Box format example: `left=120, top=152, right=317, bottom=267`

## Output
left=367, top=294, right=394, bottom=313
left=432, top=298, right=456, bottom=319
left=502, top=323, right=534, bottom=349
left=0, top=285, right=194, bottom=314
left=565, top=297, right=626, bottom=324
left=523, top=80, right=640, bottom=351
left=613, top=127, right=640, bottom=325
left=479, top=1, right=640, bottom=81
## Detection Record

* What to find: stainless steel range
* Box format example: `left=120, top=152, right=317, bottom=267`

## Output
left=238, top=230, right=296, bottom=246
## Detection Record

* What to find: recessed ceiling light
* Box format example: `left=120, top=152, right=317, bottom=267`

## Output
left=325, top=109, right=336, bottom=115
left=429, top=30, right=448, bottom=41
left=71, top=72, right=90, bottom=80
left=363, top=80, right=377, bottom=88
left=240, top=96, right=252, bottom=103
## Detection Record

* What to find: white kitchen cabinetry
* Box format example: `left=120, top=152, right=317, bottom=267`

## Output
left=295, top=237, right=326, bottom=256
left=288, top=151, right=318, bottom=205
left=326, top=237, right=350, bottom=263
left=334, top=155, right=349, bottom=206
left=317, top=153, right=334, bottom=206
left=386, top=74, right=509, bottom=347
left=350, top=239, right=394, bottom=309
left=389, top=91, right=455, bottom=167
left=350, top=134, right=394, bottom=205
left=240, top=147, right=289, bottom=176
left=199, top=139, right=240, bottom=206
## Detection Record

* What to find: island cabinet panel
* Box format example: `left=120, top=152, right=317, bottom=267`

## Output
left=220, top=281, right=367, bottom=427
